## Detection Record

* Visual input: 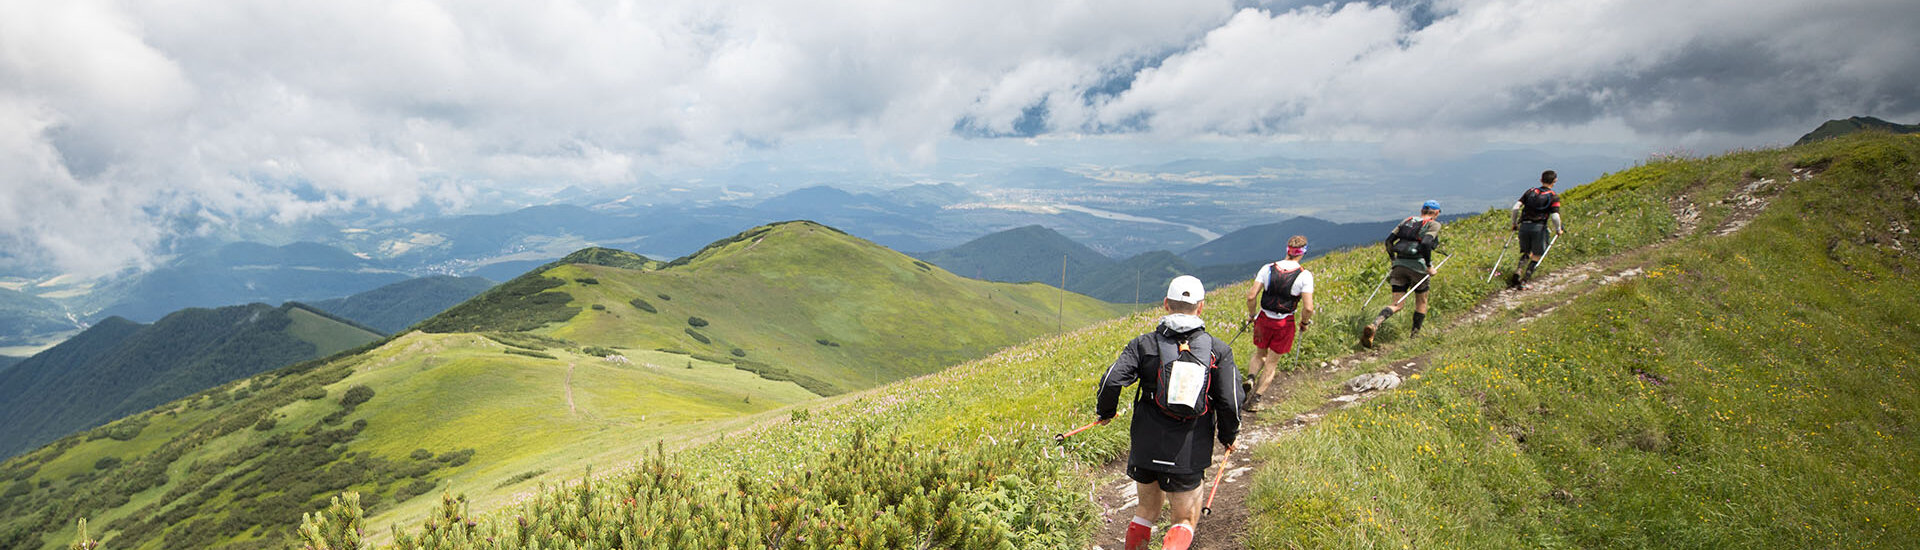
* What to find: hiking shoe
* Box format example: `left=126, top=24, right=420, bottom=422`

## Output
left=1409, top=327, right=1421, bottom=339
left=1244, top=392, right=1263, bottom=412
left=1162, top=524, right=1194, bottom=550
left=1361, top=324, right=1376, bottom=348
left=1506, top=272, right=1521, bottom=289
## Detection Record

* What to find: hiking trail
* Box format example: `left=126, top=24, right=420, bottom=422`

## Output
left=1086, top=167, right=1815, bottom=549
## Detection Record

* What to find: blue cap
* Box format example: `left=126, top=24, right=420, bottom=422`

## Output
left=1422, top=200, right=1441, bottom=211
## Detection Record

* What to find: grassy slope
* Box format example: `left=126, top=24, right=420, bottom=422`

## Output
left=343, top=142, right=1677, bottom=548
left=0, top=221, right=1127, bottom=550
left=546, top=222, right=1125, bottom=392
left=1246, top=134, right=1920, bottom=548
left=359, top=136, right=1920, bottom=550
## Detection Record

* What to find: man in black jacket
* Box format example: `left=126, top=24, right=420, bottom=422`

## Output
left=1096, top=275, right=1242, bottom=550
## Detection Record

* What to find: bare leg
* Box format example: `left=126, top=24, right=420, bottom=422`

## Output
left=1253, top=351, right=1280, bottom=395
left=1248, top=347, right=1276, bottom=394
left=1414, top=291, right=1429, bottom=315
left=1136, top=482, right=1166, bottom=522
left=1166, top=487, right=1204, bottom=527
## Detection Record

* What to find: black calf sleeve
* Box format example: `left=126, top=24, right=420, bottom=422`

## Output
left=1412, top=312, right=1426, bottom=331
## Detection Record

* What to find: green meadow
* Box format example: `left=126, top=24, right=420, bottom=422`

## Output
left=312, top=134, right=1917, bottom=549
left=0, top=221, right=1126, bottom=550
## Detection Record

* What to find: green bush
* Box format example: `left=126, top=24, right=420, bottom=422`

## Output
left=574, top=278, right=599, bottom=285
left=339, top=385, right=375, bottom=407
left=93, top=457, right=121, bottom=471
left=729, top=348, right=747, bottom=357
left=252, top=417, right=276, bottom=432
left=409, top=449, right=432, bottom=461
left=628, top=298, right=657, bottom=313
left=581, top=346, right=619, bottom=357
left=504, top=348, right=556, bottom=360
left=321, top=430, right=1086, bottom=549
left=590, top=304, right=606, bottom=311
left=299, top=387, right=328, bottom=400
left=687, top=316, right=708, bottom=327
left=684, top=328, right=711, bottom=344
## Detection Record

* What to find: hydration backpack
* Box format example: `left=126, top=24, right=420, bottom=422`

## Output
left=1521, top=187, right=1558, bottom=222
left=1260, top=263, right=1304, bottom=314
left=1152, top=332, right=1216, bottom=421
left=1390, top=217, right=1428, bottom=259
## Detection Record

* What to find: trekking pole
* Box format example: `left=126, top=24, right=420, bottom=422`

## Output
left=1201, top=447, right=1235, bottom=516
left=1356, top=275, right=1388, bottom=318
left=1536, top=233, right=1562, bottom=265
left=1054, top=421, right=1101, bottom=443
left=1485, top=235, right=1513, bottom=283
left=1392, top=252, right=1453, bottom=307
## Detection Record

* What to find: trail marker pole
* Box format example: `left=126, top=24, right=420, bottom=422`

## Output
left=1201, top=447, right=1235, bottom=516
left=1392, top=252, right=1453, bottom=307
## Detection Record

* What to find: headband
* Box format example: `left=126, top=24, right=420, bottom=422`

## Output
left=1287, top=245, right=1308, bottom=257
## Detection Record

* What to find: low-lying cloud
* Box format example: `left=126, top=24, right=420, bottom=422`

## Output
left=1, top=0, right=1915, bottom=275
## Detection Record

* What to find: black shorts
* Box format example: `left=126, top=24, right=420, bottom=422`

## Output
left=1127, top=464, right=1205, bottom=493
left=1388, top=265, right=1430, bottom=294
left=1518, top=222, right=1550, bottom=257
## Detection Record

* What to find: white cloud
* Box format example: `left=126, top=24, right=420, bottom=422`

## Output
left=0, top=0, right=1914, bottom=275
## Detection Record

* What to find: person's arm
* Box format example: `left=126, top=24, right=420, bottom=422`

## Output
left=1096, top=338, right=1144, bottom=421
left=1209, top=339, right=1241, bottom=450
left=1297, top=291, right=1313, bottom=330
left=1422, top=223, right=1441, bottom=272
left=1547, top=192, right=1564, bottom=234
left=1245, top=282, right=1261, bottom=322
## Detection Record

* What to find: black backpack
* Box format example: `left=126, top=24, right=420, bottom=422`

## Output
left=1259, top=263, right=1304, bottom=314
left=1390, top=217, right=1428, bottom=259
left=1150, top=332, right=1216, bottom=421
left=1521, top=187, right=1557, bottom=221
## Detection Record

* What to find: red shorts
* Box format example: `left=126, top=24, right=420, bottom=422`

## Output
left=1252, top=314, right=1298, bottom=354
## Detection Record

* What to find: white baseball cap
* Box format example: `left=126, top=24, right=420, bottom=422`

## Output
left=1165, top=275, right=1205, bottom=304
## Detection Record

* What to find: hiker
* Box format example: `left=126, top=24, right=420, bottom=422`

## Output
left=1509, top=170, right=1565, bottom=289
left=1096, top=275, right=1241, bottom=550
left=1241, top=235, right=1313, bottom=412
left=1362, top=200, right=1443, bottom=348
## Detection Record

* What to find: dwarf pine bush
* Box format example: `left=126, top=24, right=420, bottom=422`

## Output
left=310, top=429, right=1086, bottom=549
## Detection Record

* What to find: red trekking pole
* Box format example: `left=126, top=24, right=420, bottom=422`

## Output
left=1201, top=447, right=1235, bottom=515
left=1054, top=420, right=1102, bottom=443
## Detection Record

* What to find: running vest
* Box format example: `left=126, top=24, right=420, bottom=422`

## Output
left=1390, top=217, right=1429, bottom=260
left=1520, top=187, right=1558, bottom=222
left=1259, top=263, right=1303, bottom=315
left=1151, top=332, right=1216, bottom=421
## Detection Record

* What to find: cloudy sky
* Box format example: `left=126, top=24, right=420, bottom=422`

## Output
left=3, top=0, right=1917, bottom=275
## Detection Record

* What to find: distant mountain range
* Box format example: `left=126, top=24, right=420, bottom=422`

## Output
left=1795, top=116, right=1920, bottom=145
left=309, top=275, right=494, bottom=333
left=915, top=212, right=1472, bottom=302
left=0, top=302, right=381, bottom=459
left=90, top=241, right=409, bottom=323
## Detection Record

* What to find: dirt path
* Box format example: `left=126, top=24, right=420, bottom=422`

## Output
left=1086, top=168, right=1819, bottom=548
left=565, top=363, right=577, bottom=416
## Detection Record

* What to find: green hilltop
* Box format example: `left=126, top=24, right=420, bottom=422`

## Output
left=0, top=220, right=1127, bottom=550
left=0, top=303, right=381, bottom=460
left=282, top=133, right=1919, bottom=549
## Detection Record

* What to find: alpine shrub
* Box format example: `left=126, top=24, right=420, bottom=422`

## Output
left=339, top=385, right=375, bottom=407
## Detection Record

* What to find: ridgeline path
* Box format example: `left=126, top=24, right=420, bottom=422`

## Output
left=1087, top=168, right=1810, bottom=548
